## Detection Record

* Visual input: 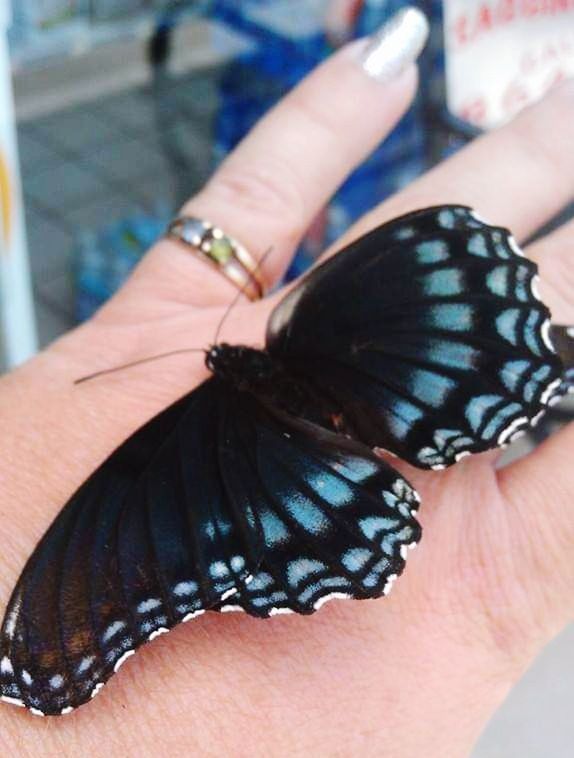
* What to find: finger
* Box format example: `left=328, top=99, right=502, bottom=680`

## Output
left=525, top=216, right=574, bottom=324
left=120, top=9, right=426, bottom=309
left=331, top=79, right=574, bottom=253
left=494, top=215, right=574, bottom=631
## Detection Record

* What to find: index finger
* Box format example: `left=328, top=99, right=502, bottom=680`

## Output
left=121, top=9, right=427, bottom=309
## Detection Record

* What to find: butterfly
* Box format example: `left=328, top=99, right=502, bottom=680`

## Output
left=0, top=205, right=565, bottom=717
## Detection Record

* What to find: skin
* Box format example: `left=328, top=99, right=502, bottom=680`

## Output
left=0, top=42, right=573, bottom=758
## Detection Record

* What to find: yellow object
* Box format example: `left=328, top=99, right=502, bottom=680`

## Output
left=0, top=148, right=11, bottom=247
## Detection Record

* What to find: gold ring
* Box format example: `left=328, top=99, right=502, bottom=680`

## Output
left=165, top=217, right=264, bottom=301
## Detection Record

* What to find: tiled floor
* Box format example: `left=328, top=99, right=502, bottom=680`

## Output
left=18, top=71, right=216, bottom=347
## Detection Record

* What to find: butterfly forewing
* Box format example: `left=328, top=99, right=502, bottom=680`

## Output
left=267, top=205, right=564, bottom=468
left=0, top=380, right=263, bottom=715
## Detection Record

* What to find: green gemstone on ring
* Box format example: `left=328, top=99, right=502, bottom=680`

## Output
left=210, top=238, right=234, bottom=264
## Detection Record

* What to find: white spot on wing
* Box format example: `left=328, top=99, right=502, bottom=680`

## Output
left=219, top=605, right=244, bottom=613
left=61, top=706, right=74, bottom=715
left=469, top=209, right=488, bottom=224
left=383, top=574, right=398, bottom=596
left=497, top=416, right=528, bottom=446
left=220, top=587, right=238, bottom=602
left=313, top=592, right=351, bottom=611
left=113, top=649, right=135, bottom=673
left=182, top=610, right=205, bottom=623
left=531, top=275, right=542, bottom=300
left=90, top=682, right=105, bottom=699
left=1, top=695, right=25, bottom=708
left=5, top=596, right=21, bottom=640
left=541, top=319, right=555, bottom=352
left=541, top=378, right=562, bottom=405
left=0, top=656, right=13, bottom=675
left=507, top=235, right=525, bottom=257
left=30, top=707, right=45, bottom=717
left=269, top=607, right=295, bottom=616
left=21, top=670, right=33, bottom=686
left=148, top=627, right=169, bottom=642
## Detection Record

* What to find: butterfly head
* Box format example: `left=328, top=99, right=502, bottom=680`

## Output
left=205, top=343, right=276, bottom=388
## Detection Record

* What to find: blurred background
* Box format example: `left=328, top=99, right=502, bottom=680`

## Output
left=0, top=1, right=573, bottom=753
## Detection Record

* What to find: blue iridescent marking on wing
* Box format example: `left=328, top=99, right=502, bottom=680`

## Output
left=422, top=338, right=480, bottom=370
left=465, top=395, right=503, bottom=432
left=481, top=402, right=523, bottom=440
left=523, top=365, right=552, bottom=403
left=429, top=304, right=474, bottom=332
left=359, top=516, right=401, bottom=540
left=342, top=548, right=373, bottom=572
left=408, top=368, right=456, bottom=409
left=422, top=268, right=464, bottom=297
left=500, top=359, right=532, bottom=392
left=306, top=469, right=354, bottom=507
left=287, top=558, right=327, bottom=587
left=468, top=233, right=489, bottom=257
left=386, top=399, right=425, bottom=440
left=496, top=308, right=521, bottom=345
left=524, top=310, right=543, bottom=356
left=259, top=509, right=290, bottom=547
left=486, top=265, right=509, bottom=297
left=416, top=239, right=450, bottom=263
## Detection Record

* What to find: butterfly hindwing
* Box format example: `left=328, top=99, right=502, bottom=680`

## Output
left=550, top=325, right=574, bottom=394
left=267, top=205, right=563, bottom=468
left=215, top=403, right=420, bottom=618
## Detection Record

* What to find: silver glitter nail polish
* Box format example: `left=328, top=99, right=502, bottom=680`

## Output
left=360, top=7, right=430, bottom=83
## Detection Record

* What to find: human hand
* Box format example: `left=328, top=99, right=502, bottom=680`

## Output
left=1, top=10, right=573, bottom=757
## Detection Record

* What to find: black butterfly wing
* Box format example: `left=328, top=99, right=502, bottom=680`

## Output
left=0, top=379, right=263, bottom=716
left=267, top=205, right=564, bottom=469
left=551, top=325, right=574, bottom=395
left=0, top=377, right=419, bottom=716
left=214, top=400, right=420, bottom=618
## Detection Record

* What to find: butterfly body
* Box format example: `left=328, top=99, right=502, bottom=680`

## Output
left=207, top=343, right=334, bottom=429
left=0, top=206, right=565, bottom=716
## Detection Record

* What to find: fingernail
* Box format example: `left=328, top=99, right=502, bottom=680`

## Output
left=359, top=7, right=429, bottom=83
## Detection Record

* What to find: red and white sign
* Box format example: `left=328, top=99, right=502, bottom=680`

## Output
left=444, top=0, right=574, bottom=128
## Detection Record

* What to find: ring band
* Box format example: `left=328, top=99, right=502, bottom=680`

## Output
left=165, top=216, right=264, bottom=301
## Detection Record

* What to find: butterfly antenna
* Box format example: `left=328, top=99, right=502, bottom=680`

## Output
left=213, top=246, right=273, bottom=346
left=74, top=348, right=205, bottom=385
left=76, top=248, right=274, bottom=385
